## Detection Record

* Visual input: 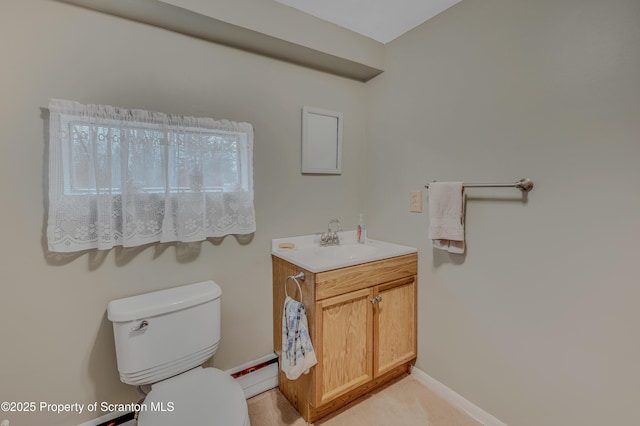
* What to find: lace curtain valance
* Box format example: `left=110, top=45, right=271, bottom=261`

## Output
left=47, top=99, right=255, bottom=252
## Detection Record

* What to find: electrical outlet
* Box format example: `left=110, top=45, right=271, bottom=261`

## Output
left=410, top=190, right=422, bottom=212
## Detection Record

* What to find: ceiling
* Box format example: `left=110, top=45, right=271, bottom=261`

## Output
left=272, top=0, right=463, bottom=44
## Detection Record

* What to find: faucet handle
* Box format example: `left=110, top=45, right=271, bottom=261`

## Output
left=328, top=218, right=342, bottom=233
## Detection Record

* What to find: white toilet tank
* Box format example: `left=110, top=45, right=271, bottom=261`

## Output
left=107, top=281, right=222, bottom=386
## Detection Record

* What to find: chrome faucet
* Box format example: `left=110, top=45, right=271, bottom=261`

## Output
left=321, top=219, right=342, bottom=246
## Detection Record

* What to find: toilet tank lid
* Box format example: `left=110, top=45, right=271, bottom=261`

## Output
left=108, top=280, right=222, bottom=322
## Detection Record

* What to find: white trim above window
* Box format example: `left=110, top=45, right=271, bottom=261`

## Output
left=47, top=99, right=255, bottom=252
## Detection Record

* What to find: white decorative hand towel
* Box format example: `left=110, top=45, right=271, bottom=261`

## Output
left=282, top=296, right=317, bottom=380
left=428, top=182, right=466, bottom=254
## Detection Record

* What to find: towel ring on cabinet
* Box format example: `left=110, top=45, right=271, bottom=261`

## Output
left=285, top=271, right=305, bottom=302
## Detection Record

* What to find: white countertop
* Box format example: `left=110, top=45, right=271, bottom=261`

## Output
left=272, top=231, right=417, bottom=273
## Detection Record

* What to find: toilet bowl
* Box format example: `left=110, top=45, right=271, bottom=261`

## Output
left=107, top=281, right=249, bottom=425
left=137, top=367, right=249, bottom=426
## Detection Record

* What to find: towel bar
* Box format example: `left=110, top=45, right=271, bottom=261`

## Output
left=425, top=178, right=534, bottom=192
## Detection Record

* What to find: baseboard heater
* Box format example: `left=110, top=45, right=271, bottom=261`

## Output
left=225, top=353, right=279, bottom=399
left=95, top=412, right=135, bottom=426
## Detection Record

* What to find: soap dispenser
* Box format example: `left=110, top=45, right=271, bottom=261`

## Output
left=357, top=213, right=366, bottom=243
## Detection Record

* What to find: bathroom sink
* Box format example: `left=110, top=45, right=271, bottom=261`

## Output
left=272, top=231, right=416, bottom=273
left=312, top=243, right=378, bottom=260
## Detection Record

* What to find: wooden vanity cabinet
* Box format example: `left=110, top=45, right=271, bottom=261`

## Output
left=272, top=253, right=417, bottom=422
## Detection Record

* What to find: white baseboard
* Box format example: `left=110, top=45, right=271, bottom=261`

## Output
left=410, top=367, right=508, bottom=426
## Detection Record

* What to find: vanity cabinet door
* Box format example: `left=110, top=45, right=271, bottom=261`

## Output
left=315, top=288, right=374, bottom=406
left=374, top=276, right=417, bottom=377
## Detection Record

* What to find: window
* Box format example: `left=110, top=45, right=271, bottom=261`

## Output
left=47, top=99, right=255, bottom=252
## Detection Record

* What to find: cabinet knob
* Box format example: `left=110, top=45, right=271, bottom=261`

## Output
left=370, top=296, right=382, bottom=305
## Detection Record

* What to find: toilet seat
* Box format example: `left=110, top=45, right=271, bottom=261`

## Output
left=137, top=367, right=250, bottom=426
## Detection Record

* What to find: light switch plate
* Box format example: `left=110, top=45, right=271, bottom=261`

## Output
left=410, top=190, right=422, bottom=212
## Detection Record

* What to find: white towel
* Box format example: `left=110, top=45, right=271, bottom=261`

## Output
left=428, top=182, right=466, bottom=254
left=281, top=296, right=317, bottom=380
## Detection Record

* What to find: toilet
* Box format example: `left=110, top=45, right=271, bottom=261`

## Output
left=107, top=281, right=250, bottom=426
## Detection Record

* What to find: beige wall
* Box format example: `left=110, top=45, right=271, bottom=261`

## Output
left=2, top=0, right=640, bottom=425
left=0, top=1, right=366, bottom=424
left=365, top=0, right=640, bottom=425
